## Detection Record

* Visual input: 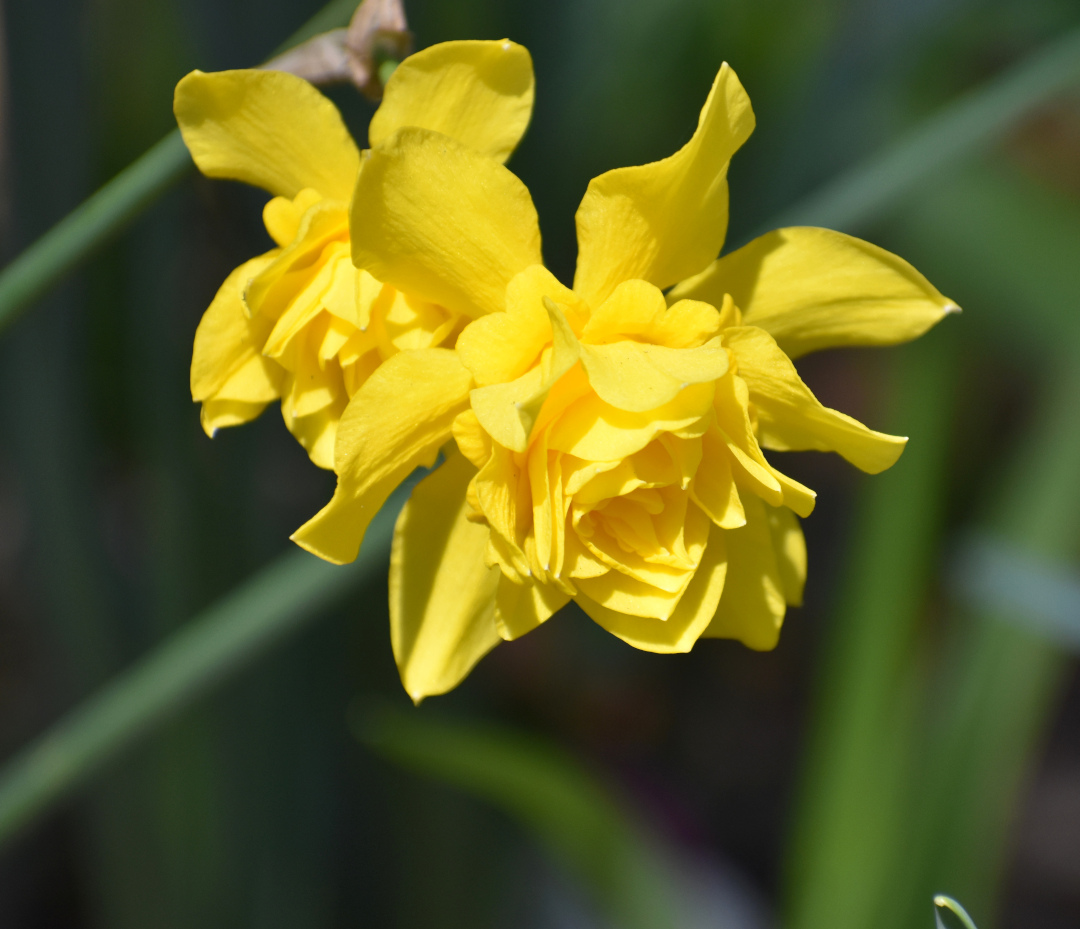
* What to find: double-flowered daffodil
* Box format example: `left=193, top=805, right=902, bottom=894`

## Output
left=291, top=56, right=958, bottom=701
left=176, top=40, right=535, bottom=467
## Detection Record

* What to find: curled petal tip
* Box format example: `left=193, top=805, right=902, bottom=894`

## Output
left=944, top=302, right=962, bottom=315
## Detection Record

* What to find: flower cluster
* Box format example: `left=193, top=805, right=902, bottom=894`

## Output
left=177, top=41, right=956, bottom=701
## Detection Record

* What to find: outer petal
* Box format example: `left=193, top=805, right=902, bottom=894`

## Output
left=191, top=254, right=284, bottom=435
left=572, top=63, right=754, bottom=307
left=370, top=40, right=534, bottom=163
left=725, top=326, right=906, bottom=474
left=351, top=127, right=543, bottom=319
left=494, top=574, right=570, bottom=640
left=766, top=504, right=806, bottom=607
left=174, top=69, right=360, bottom=201
left=390, top=452, right=502, bottom=702
left=702, top=495, right=787, bottom=650
left=576, top=524, right=728, bottom=653
left=670, top=227, right=958, bottom=359
left=291, top=348, right=472, bottom=564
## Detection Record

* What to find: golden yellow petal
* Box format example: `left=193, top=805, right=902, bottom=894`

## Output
left=390, top=452, right=502, bottom=702
left=572, top=63, right=754, bottom=307
left=548, top=382, right=714, bottom=462
left=191, top=254, right=284, bottom=415
left=370, top=40, right=534, bottom=163
left=494, top=574, right=570, bottom=640
left=351, top=127, right=542, bottom=319
left=725, top=325, right=907, bottom=474
left=200, top=399, right=269, bottom=437
left=702, top=495, right=787, bottom=650
left=174, top=69, right=359, bottom=201
left=766, top=504, right=806, bottom=607
left=579, top=338, right=728, bottom=412
left=577, top=524, right=728, bottom=653
left=670, top=227, right=958, bottom=359
left=290, top=348, right=472, bottom=564
left=456, top=265, right=578, bottom=386
left=581, top=278, right=723, bottom=348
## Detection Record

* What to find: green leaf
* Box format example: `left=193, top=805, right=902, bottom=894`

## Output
left=354, top=703, right=683, bottom=929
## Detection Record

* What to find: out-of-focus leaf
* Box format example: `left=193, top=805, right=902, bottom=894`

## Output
left=353, top=703, right=682, bottom=929
left=934, top=895, right=979, bottom=929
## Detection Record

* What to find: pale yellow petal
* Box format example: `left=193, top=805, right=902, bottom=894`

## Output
left=291, top=348, right=472, bottom=564
left=577, top=525, right=728, bottom=653
left=703, top=495, right=787, bottom=650
left=370, top=40, right=534, bottom=163
left=390, top=452, right=502, bottom=702
left=494, top=574, right=570, bottom=640
left=572, top=63, right=754, bottom=307
left=351, top=127, right=542, bottom=319
left=725, top=325, right=906, bottom=474
left=174, top=69, right=359, bottom=201
left=670, top=227, right=958, bottom=359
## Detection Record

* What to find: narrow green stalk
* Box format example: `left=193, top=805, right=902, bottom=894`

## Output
left=766, top=26, right=1080, bottom=232
left=783, top=330, right=960, bottom=929
left=0, top=488, right=401, bottom=847
left=0, top=0, right=359, bottom=335
left=901, top=355, right=1080, bottom=928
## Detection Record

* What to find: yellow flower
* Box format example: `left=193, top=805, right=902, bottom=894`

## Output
left=175, top=40, right=535, bottom=467
left=292, top=60, right=957, bottom=701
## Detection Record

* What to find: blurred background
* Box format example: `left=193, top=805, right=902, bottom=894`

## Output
left=0, top=0, right=1079, bottom=926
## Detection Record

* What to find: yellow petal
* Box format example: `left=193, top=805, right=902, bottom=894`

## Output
left=703, top=495, right=787, bottom=650
left=291, top=348, right=472, bottom=564
left=456, top=265, right=581, bottom=386
left=351, top=127, right=542, bottom=319
left=548, top=383, right=714, bottom=461
left=452, top=409, right=493, bottom=468
left=390, top=451, right=502, bottom=702
left=692, top=429, right=745, bottom=529
left=494, top=574, right=570, bottom=640
left=577, top=524, right=728, bottom=653
left=191, top=255, right=284, bottom=422
left=174, top=69, right=360, bottom=201
left=766, top=504, right=806, bottom=607
left=581, top=278, right=724, bottom=348
left=200, top=399, right=269, bottom=436
left=281, top=399, right=340, bottom=470
left=469, top=300, right=581, bottom=452
left=580, top=338, right=728, bottom=412
left=370, top=40, right=534, bottom=163
left=572, top=63, right=754, bottom=307
left=670, top=227, right=958, bottom=359
left=725, top=325, right=907, bottom=474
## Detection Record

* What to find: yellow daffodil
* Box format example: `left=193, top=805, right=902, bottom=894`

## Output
left=176, top=40, right=535, bottom=467
left=292, top=59, right=957, bottom=701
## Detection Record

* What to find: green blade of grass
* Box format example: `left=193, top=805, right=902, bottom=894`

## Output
left=765, top=26, right=1080, bottom=233
left=0, top=0, right=359, bottom=335
left=0, top=480, right=406, bottom=847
